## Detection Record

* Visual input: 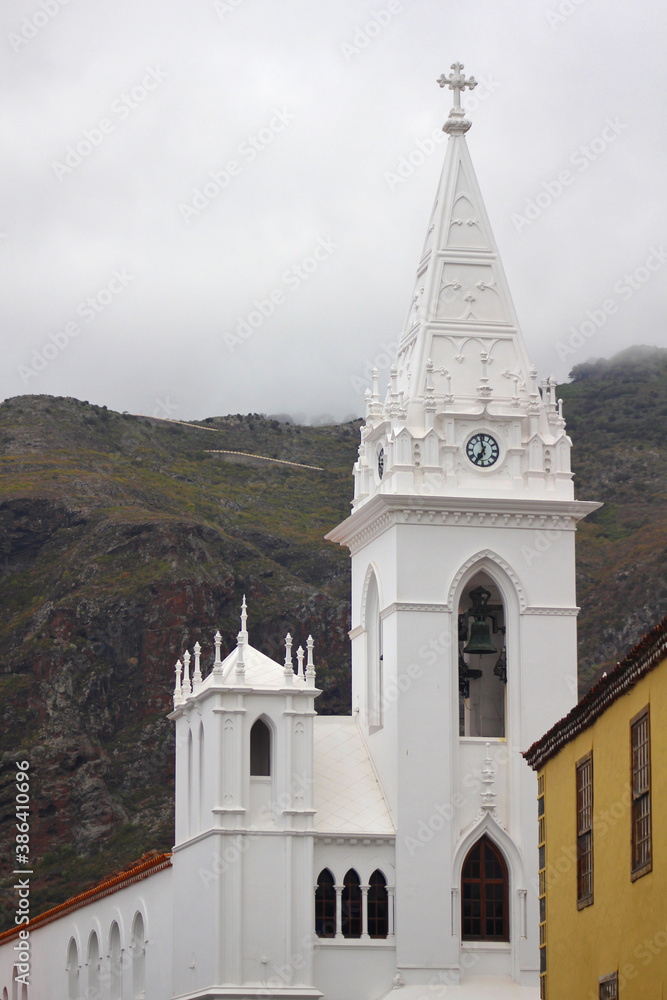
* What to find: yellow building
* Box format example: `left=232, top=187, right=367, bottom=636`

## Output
left=525, top=615, right=667, bottom=1000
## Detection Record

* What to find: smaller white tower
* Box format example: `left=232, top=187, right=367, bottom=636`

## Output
left=169, top=599, right=322, bottom=998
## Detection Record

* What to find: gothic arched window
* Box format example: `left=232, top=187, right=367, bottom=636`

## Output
left=250, top=718, right=271, bottom=776
left=368, top=869, right=389, bottom=938
left=315, top=869, right=336, bottom=938
left=461, top=836, right=509, bottom=941
left=365, top=572, right=383, bottom=729
left=342, top=869, right=362, bottom=939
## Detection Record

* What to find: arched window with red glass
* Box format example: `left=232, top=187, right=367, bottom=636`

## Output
left=461, top=835, right=509, bottom=941
left=315, top=869, right=336, bottom=938
left=341, top=868, right=362, bottom=938
left=367, top=869, right=389, bottom=939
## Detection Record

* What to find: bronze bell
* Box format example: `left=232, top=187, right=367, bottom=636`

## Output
left=463, top=619, right=497, bottom=655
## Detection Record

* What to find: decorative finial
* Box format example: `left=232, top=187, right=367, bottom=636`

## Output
left=236, top=598, right=247, bottom=679
left=437, top=62, right=478, bottom=134
left=174, top=659, right=183, bottom=706
left=306, top=635, right=316, bottom=688
left=296, top=645, right=305, bottom=679
left=213, top=630, right=222, bottom=675
left=183, top=650, right=192, bottom=695
left=193, top=641, right=202, bottom=689
left=284, top=632, right=293, bottom=685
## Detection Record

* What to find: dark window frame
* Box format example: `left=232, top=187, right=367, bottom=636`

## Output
left=576, top=751, right=593, bottom=908
left=314, top=869, right=336, bottom=938
left=461, top=835, right=509, bottom=942
left=367, top=869, right=389, bottom=939
left=599, top=971, right=618, bottom=999
left=341, top=869, right=362, bottom=939
left=630, top=706, right=652, bottom=881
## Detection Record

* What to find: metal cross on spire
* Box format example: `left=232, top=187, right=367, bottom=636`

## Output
left=437, top=62, right=478, bottom=134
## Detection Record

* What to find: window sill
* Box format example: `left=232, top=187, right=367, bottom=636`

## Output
left=577, top=894, right=593, bottom=910
left=631, top=861, right=652, bottom=882
left=461, top=940, right=510, bottom=951
left=315, top=938, right=394, bottom=947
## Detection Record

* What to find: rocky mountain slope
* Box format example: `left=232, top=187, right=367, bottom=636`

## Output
left=1, top=345, right=666, bottom=928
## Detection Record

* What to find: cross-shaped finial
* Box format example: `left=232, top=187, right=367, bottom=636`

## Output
left=437, top=62, right=478, bottom=109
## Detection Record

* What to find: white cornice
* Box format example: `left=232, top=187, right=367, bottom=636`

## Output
left=326, top=494, right=601, bottom=553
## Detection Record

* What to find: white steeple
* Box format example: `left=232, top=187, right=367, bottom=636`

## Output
left=354, top=65, right=572, bottom=508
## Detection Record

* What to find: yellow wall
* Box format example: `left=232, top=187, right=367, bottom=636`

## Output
left=541, top=658, right=667, bottom=1000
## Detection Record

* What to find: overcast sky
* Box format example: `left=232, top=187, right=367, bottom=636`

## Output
left=2, top=0, right=666, bottom=422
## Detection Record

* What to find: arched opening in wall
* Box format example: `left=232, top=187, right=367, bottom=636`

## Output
left=11, top=972, right=18, bottom=1000
left=458, top=572, right=507, bottom=738
left=461, top=835, right=509, bottom=942
left=3, top=985, right=9, bottom=1000
left=109, top=922, right=122, bottom=1000
left=250, top=718, right=271, bottom=776
left=87, top=932, right=100, bottom=999
left=314, top=869, right=336, bottom=938
left=131, top=911, right=146, bottom=999
left=368, top=869, right=389, bottom=938
left=66, top=939, right=79, bottom=1000
left=365, top=571, right=383, bottom=729
left=342, top=869, right=362, bottom=939
left=199, top=720, right=205, bottom=831
left=187, top=727, right=194, bottom=838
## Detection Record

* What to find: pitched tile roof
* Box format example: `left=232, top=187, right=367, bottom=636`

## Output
left=313, top=717, right=394, bottom=835
left=0, top=850, right=171, bottom=943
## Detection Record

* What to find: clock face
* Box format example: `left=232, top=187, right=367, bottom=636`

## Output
left=377, top=447, right=385, bottom=480
left=466, top=433, right=500, bottom=468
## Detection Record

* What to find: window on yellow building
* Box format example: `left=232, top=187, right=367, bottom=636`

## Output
left=631, top=707, right=651, bottom=880
left=576, top=752, right=593, bottom=907
left=599, top=971, right=618, bottom=998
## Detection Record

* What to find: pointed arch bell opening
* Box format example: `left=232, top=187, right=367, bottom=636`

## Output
left=457, top=571, right=507, bottom=738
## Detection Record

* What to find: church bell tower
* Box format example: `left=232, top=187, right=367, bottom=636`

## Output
left=327, top=64, right=600, bottom=989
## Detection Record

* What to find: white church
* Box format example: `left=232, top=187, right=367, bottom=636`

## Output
left=0, top=65, right=599, bottom=1000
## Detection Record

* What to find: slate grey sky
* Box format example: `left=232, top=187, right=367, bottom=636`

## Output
left=2, top=0, right=666, bottom=422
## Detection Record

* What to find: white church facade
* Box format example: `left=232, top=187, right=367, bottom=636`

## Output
left=0, top=65, right=599, bottom=1000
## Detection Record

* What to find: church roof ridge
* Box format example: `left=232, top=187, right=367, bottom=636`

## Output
left=0, top=851, right=172, bottom=943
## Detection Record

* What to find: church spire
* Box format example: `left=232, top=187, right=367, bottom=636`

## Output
left=351, top=66, right=572, bottom=507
